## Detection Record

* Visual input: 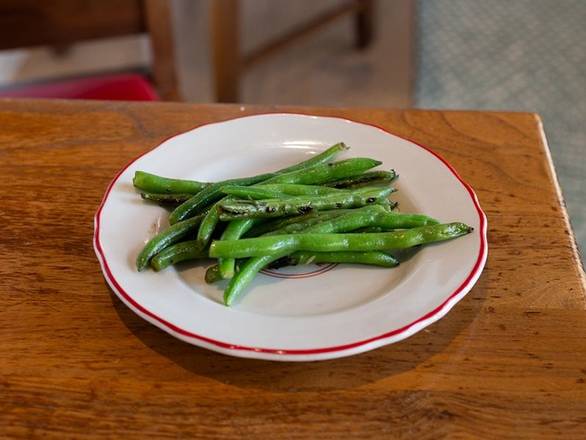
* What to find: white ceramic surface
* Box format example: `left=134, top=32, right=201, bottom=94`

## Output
left=94, top=114, right=488, bottom=361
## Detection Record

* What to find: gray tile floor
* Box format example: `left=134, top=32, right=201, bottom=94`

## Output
left=416, top=0, right=585, bottom=264
left=171, top=0, right=413, bottom=106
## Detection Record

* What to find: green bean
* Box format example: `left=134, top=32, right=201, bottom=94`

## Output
left=217, top=218, right=259, bottom=279
left=245, top=210, right=351, bottom=237
left=215, top=185, right=348, bottom=272
left=276, top=142, right=349, bottom=172
left=230, top=206, right=388, bottom=288
left=258, top=204, right=434, bottom=235
left=205, top=264, right=223, bottom=284
left=163, top=206, right=433, bottom=275
left=252, top=184, right=345, bottom=196
left=210, top=222, right=473, bottom=259
left=347, top=179, right=396, bottom=190
left=277, top=251, right=399, bottom=268
left=218, top=207, right=383, bottom=285
left=169, top=174, right=274, bottom=224
left=199, top=184, right=327, bottom=254
left=265, top=205, right=383, bottom=235
left=195, top=193, right=271, bottom=252
left=370, top=201, right=392, bottom=212
left=263, top=207, right=437, bottom=236
left=222, top=183, right=346, bottom=200
left=140, top=192, right=193, bottom=204
left=224, top=252, right=290, bottom=305
left=133, top=171, right=208, bottom=194
left=377, top=212, right=438, bottom=228
left=196, top=204, right=222, bottom=250
left=262, top=157, right=381, bottom=185
left=168, top=143, right=350, bottom=224
left=195, top=145, right=354, bottom=267
left=180, top=143, right=352, bottom=278
left=151, top=241, right=208, bottom=271
left=220, top=186, right=287, bottom=200
left=324, top=170, right=396, bottom=188
left=222, top=205, right=389, bottom=305
left=354, top=226, right=384, bottom=233
left=218, top=187, right=393, bottom=220
left=262, top=212, right=351, bottom=236
left=136, top=214, right=205, bottom=271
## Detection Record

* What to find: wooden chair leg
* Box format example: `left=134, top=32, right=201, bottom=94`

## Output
left=355, top=0, right=374, bottom=49
left=51, top=44, right=73, bottom=57
left=144, top=0, right=181, bottom=101
left=211, top=0, right=240, bottom=103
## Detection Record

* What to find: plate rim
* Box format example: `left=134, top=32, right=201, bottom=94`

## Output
left=93, top=112, right=488, bottom=360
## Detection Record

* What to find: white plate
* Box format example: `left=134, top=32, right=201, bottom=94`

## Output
left=94, top=114, right=487, bottom=361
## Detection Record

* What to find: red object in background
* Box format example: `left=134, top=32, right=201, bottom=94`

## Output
left=0, top=73, right=159, bottom=101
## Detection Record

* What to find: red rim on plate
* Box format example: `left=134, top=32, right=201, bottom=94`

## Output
left=94, top=113, right=488, bottom=356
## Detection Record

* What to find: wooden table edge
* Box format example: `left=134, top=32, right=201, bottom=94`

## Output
left=531, top=113, right=586, bottom=298
left=0, top=97, right=552, bottom=118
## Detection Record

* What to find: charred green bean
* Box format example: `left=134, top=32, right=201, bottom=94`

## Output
left=262, top=157, right=381, bottom=185
left=168, top=143, right=350, bottom=224
left=252, top=184, right=344, bottom=196
left=140, top=192, right=193, bottom=204
left=218, top=187, right=393, bottom=220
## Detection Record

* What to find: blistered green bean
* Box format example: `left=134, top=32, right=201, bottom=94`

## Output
left=211, top=223, right=473, bottom=259
left=140, top=192, right=193, bottom=204
left=220, top=186, right=287, bottom=200
left=262, top=157, right=381, bottom=185
left=218, top=187, right=393, bottom=220
left=168, top=143, right=350, bottom=224
left=252, top=184, right=344, bottom=196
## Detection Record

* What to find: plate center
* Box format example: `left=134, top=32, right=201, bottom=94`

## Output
left=171, top=146, right=423, bottom=317
left=176, top=259, right=418, bottom=317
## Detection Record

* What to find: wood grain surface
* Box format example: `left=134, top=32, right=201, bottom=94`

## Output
left=1, top=99, right=585, bottom=439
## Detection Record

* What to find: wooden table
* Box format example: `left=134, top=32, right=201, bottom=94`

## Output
left=1, top=99, right=585, bottom=439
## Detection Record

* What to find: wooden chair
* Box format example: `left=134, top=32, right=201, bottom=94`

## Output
left=211, top=0, right=375, bottom=102
left=0, top=0, right=179, bottom=101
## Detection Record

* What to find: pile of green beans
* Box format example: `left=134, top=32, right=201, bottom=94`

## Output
left=133, top=143, right=473, bottom=306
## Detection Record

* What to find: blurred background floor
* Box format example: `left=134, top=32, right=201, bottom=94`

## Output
left=416, top=0, right=585, bottom=264
left=0, top=0, right=414, bottom=106
left=0, top=0, right=583, bottom=263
